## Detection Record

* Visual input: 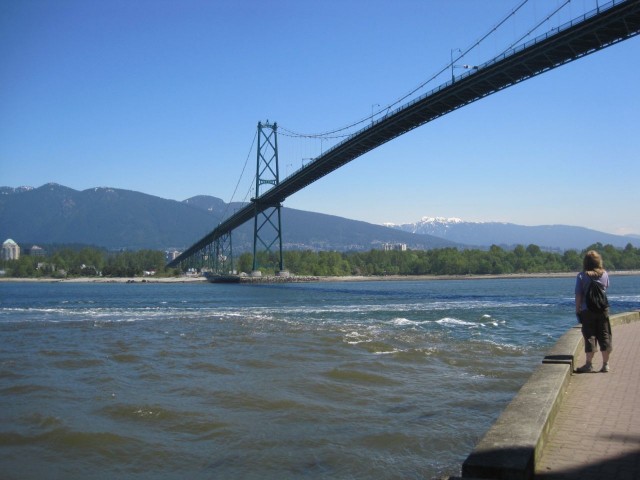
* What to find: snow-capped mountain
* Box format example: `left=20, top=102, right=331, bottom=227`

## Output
left=0, top=186, right=35, bottom=195
left=384, top=216, right=465, bottom=237
left=386, top=216, right=640, bottom=250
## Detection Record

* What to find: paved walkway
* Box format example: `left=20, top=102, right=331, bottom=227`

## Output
left=535, top=321, right=640, bottom=479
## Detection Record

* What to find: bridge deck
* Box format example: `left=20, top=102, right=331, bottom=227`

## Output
left=534, top=319, right=640, bottom=479
left=169, top=0, right=640, bottom=268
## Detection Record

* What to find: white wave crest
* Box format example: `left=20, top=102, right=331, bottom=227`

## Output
left=389, top=318, right=418, bottom=326
left=436, top=317, right=477, bottom=327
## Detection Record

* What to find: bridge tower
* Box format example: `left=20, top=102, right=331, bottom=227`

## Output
left=251, top=121, right=285, bottom=275
left=212, top=231, right=234, bottom=275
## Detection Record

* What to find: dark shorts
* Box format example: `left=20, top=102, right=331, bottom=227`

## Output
left=579, top=309, right=613, bottom=353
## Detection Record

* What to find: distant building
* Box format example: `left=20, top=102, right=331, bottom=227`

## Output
left=27, top=245, right=45, bottom=256
left=383, top=243, right=407, bottom=251
left=2, top=239, right=20, bottom=260
left=166, top=250, right=181, bottom=262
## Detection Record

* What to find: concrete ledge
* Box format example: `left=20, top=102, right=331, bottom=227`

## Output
left=542, top=325, right=582, bottom=371
left=610, top=310, right=640, bottom=327
left=461, top=363, right=570, bottom=480
left=460, top=311, right=640, bottom=479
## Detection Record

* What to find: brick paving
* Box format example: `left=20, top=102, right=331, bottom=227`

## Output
left=535, top=321, right=640, bottom=479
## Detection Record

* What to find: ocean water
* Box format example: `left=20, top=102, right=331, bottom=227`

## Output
left=1, top=276, right=639, bottom=480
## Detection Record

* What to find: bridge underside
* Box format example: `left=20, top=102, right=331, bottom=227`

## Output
left=169, top=0, right=640, bottom=269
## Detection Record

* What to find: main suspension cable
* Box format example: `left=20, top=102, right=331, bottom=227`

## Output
left=279, top=0, right=530, bottom=139
left=499, top=0, right=572, bottom=55
left=219, top=130, right=257, bottom=224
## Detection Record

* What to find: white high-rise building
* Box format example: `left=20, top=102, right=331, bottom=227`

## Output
left=2, top=239, right=20, bottom=260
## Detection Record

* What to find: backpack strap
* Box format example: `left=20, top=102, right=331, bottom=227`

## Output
left=580, top=272, right=591, bottom=293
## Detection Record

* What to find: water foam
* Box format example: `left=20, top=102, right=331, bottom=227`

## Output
left=436, top=317, right=477, bottom=327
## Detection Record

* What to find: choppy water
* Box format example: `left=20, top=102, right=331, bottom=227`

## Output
left=1, top=276, right=639, bottom=479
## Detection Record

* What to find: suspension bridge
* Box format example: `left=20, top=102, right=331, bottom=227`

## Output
left=168, top=0, right=640, bottom=276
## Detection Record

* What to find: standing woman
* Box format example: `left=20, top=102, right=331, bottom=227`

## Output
left=575, top=250, right=612, bottom=373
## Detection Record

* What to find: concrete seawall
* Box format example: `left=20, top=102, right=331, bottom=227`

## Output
left=453, top=310, right=640, bottom=480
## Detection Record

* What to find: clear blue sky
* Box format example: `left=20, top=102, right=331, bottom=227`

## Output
left=2, top=0, right=638, bottom=236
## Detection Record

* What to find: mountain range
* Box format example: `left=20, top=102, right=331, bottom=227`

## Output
left=1, top=184, right=637, bottom=252
left=386, top=216, right=639, bottom=251
left=0, top=184, right=453, bottom=251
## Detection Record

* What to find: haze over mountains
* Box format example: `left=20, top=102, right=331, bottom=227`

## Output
left=1, top=184, right=637, bottom=252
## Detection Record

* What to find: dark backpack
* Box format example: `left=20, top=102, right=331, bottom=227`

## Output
left=585, top=277, right=609, bottom=313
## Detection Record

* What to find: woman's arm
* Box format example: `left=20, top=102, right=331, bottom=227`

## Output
left=575, top=292, right=582, bottom=314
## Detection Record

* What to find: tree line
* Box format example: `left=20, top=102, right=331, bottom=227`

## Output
left=1, top=243, right=639, bottom=279
left=0, top=247, right=178, bottom=278
left=241, top=242, right=640, bottom=276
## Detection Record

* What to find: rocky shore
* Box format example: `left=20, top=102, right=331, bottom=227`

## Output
left=2, top=270, right=639, bottom=284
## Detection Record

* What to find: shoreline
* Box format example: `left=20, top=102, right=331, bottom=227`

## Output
left=2, top=270, right=640, bottom=284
